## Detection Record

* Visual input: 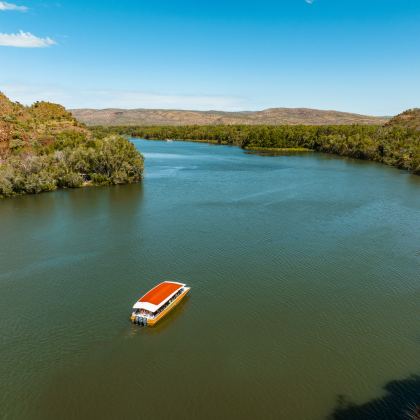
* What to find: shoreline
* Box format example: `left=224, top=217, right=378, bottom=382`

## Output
left=119, top=125, right=419, bottom=175
left=131, top=136, right=419, bottom=176
left=244, top=146, right=313, bottom=153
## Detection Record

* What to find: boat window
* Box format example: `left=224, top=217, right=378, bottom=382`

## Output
left=152, top=288, right=185, bottom=316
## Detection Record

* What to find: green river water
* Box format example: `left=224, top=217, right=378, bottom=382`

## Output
left=0, top=139, right=419, bottom=419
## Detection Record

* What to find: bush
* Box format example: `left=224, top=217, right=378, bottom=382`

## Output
left=0, top=135, right=144, bottom=198
left=0, top=92, right=144, bottom=198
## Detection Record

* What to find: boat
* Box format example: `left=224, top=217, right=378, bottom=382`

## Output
left=130, top=281, right=190, bottom=326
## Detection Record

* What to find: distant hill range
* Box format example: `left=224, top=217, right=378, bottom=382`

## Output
left=70, top=107, right=389, bottom=126
left=385, top=108, right=420, bottom=130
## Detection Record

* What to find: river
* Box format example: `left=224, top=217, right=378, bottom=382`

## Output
left=0, top=139, right=419, bottom=419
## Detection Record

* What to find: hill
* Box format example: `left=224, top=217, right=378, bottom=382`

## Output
left=0, top=92, right=85, bottom=156
left=70, top=107, right=388, bottom=126
left=0, top=93, right=143, bottom=197
left=385, top=108, right=420, bottom=130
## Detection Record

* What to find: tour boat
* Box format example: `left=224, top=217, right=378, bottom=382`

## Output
left=131, top=281, right=190, bottom=326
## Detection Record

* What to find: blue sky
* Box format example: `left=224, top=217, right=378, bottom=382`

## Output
left=0, top=0, right=420, bottom=114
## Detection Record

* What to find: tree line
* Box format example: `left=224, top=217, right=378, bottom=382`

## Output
left=91, top=124, right=420, bottom=174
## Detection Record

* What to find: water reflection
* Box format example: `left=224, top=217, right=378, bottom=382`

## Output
left=328, top=374, right=420, bottom=419
left=245, top=150, right=314, bottom=157
left=64, top=183, right=144, bottom=219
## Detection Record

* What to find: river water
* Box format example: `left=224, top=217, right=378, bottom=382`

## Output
left=0, top=139, right=419, bottom=419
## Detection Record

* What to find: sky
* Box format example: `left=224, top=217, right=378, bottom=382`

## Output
left=0, top=0, right=420, bottom=115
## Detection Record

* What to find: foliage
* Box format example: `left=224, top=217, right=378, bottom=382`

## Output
left=91, top=124, right=420, bottom=175
left=0, top=133, right=144, bottom=197
left=0, top=93, right=144, bottom=198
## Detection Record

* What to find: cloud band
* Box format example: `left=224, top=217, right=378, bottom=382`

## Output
left=0, top=31, right=56, bottom=47
left=0, top=1, right=28, bottom=12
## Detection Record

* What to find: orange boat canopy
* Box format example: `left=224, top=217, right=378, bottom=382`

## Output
left=133, top=281, right=185, bottom=313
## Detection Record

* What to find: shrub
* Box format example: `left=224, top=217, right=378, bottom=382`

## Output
left=0, top=135, right=143, bottom=198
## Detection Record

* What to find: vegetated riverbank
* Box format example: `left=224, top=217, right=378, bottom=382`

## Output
left=0, top=93, right=144, bottom=198
left=244, top=146, right=312, bottom=154
left=91, top=123, right=420, bottom=174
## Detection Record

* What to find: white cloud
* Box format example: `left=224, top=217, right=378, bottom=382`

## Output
left=305, top=0, right=314, bottom=4
left=1, top=84, right=247, bottom=111
left=0, top=31, right=56, bottom=47
left=0, top=1, right=28, bottom=11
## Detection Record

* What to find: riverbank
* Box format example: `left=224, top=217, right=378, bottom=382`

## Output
left=0, top=93, right=144, bottom=198
left=91, top=124, right=420, bottom=175
left=244, top=146, right=312, bottom=153
left=0, top=134, right=144, bottom=198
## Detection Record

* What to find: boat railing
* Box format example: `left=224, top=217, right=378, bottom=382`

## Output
left=152, top=287, right=185, bottom=317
